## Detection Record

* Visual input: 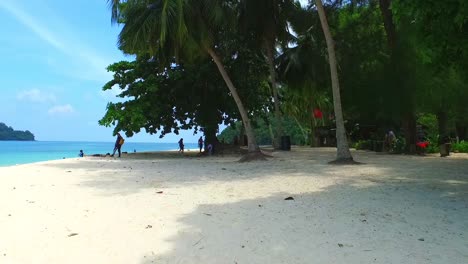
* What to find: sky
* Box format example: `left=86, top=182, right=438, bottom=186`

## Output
left=0, top=0, right=199, bottom=143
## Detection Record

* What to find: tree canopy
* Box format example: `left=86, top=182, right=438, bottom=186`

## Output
left=101, top=0, right=468, bottom=157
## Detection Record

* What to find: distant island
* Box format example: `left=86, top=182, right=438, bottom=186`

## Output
left=0, top=122, right=35, bottom=141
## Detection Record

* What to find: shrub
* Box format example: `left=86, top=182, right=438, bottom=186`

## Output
left=425, top=136, right=439, bottom=153
left=353, top=140, right=372, bottom=150
left=392, top=137, right=406, bottom=153
left=452, top=141, right=468, bottom=153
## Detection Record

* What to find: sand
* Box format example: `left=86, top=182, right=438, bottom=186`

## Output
left=0, top=147, right=467, bottom=264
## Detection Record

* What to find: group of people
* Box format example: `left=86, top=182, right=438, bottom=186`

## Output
left=178, top=136, right=212, bottom=155
left=78, top=132, right=125, bottom=158
left=80, top=133, right=213, bottom=158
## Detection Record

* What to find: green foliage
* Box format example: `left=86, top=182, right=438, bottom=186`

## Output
left=452, top=141, right=468, bottom=153
left=218, top=115, right=310, bottom=146
left=351, top=136, right=407, bottom=154
left=392, top=0, right=468, bottom=129
left=0, top=123, right=35, bottom=141
left=99, top=56, right=229, bottom=138
left=99, top=50, right=270, bottom=139
left=217, top=122, right=241, bottom=144
left=415, top=114, right=439, bottom=153
left=352, top=140, right=371, bottom=150
left=418, top=113, right=437, bottom=134
left=393, top=137, right=406, bottom=154
left=424, top=141, right=439, bottom=154
left=104, top=0, right=468, bottom=150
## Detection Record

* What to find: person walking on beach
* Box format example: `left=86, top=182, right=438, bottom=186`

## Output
left=111, top=132, right=125, bottom=157
left=178, top=138, right=184, bottom=153
left=78, top=150, right=84, bottom=157
left=198, top=136, right=204, bottom=153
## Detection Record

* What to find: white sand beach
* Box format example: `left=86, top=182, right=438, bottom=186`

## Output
left=0, top=147, right=467, bottom=264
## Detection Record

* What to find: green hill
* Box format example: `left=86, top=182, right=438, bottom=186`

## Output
left=0, top=123, right=35, bottom=141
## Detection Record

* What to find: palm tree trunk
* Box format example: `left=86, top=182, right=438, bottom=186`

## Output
left=268, top=122, right=275, bottom=146
left=206, top=47, right=260, bottom=153
left=315, top=0, right=353, bottom=161
left=266, top=44, right=283, bottom=149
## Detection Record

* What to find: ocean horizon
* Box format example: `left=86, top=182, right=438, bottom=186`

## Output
left=0, top=141, right=198, bottom=167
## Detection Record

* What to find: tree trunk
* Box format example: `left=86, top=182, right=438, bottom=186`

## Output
left=206, top=47, right=260, bottom=153
left=268, top=122, right=275, bottom=146
left=379, top=0, right=397, bottom=50
left=437, top=111, right=448, bottom=144
left=315, top=0, right=353, bottom=162
left=379, top=0, right=417, bottom=153
left=203, top=125, right=219, bottom=153
left=403, top=114, right=417, bottom=153
left=266, top=44, right=283, bottom=149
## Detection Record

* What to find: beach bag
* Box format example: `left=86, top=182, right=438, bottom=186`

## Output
left=119, top=138, right=125, bottom=145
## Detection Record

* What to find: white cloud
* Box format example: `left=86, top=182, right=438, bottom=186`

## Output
left=0, top=1, right=113, bottom=82
left=48, top=104, right=75, bottom=115
left=17, top=89, right=56, bottom=103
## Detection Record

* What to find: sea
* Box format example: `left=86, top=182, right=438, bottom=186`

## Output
left=0, top=141, right=198, bottom=167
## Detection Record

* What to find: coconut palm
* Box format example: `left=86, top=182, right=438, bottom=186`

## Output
left=278, top=26, right=332, bottom=146
left=314, top=0, right=354, bottom=162
left=108, top=0, right=261, bottom=154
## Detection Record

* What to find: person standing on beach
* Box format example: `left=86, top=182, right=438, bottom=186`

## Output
left=207, top=143, right=213, bottom=155
left=384, top=130, right=396, bottom=152
left=111, top=132, right=124, bottom=157
left=198, top=136, right=204, bottom=153
left=178, top=138, right=184, bottom=153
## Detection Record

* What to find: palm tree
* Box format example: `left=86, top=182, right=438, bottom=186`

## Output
left=108, top=0, right=262, bottom=154
left=278, top=25, right=332, bottom=147
left=314, top=0, right=354, bottom=162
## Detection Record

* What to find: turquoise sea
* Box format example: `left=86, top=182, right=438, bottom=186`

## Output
left=0, top=141, right=197, bottom=167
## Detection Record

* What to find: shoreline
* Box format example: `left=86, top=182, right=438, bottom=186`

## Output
left=0, top=141, right=200, bottom=167
left=0, top=149, right=201, bottom=168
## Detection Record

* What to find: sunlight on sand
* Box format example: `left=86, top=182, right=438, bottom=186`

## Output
left=0, top=147, right=467, bottom=263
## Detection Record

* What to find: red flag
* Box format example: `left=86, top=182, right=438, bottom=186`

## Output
left=416, top=141, right=429, bottom=149
left=313, top=108, right=323, bottom=119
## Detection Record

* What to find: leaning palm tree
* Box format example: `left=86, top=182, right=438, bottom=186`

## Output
left=314, top=0, right=354, bottom=162
left=108, top=0, right=262, bottom=156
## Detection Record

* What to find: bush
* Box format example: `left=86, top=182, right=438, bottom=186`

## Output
left=392, top=137, right=406, bottom=153
left=452, top=141, right=468, bottom=153
left=353, top=140, right=372, bottom=150
left=425, top=136, right=439, bottom=153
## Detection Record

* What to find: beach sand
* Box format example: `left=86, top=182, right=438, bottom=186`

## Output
left=0, top=147, right=467, bottom=264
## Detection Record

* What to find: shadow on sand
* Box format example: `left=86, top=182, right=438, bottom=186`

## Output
left=42, top=148, right=468, bottom=263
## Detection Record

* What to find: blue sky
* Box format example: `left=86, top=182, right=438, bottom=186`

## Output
left=0, top=0, right=200, bottom=143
